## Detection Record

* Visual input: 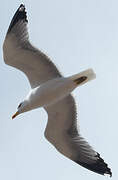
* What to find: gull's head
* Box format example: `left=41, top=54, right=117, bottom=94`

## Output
left=12, top=100, right=29, bottom=119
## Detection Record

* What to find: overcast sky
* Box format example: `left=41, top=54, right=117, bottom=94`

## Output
left=0, top=0, right=117, bottom=179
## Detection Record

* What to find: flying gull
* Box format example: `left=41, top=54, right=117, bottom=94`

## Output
left=3, top=4, right=112, bottom=177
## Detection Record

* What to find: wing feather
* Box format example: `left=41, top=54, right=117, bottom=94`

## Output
left=3, top=4, right=61, bottom=88
left=45, top=95, right=112, bottom=177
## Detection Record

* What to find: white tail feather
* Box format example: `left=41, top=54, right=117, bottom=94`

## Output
left=70, top=68, right=96, bottom=86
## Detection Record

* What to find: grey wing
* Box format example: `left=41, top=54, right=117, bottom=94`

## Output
left=3, top=4, right=61, bottom=88
left=44, top=95, right=112, bottom=177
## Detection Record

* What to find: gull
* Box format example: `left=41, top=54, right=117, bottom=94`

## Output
left=3, top=4, right=112, bottom=177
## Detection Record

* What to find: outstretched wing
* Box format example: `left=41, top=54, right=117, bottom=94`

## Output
left=3, top=4, right=61, bottom=88
left=44, top=95, right=112, bottom=177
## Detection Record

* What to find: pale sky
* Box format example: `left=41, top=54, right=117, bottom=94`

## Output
left=0, top=0, right=117, bottom=179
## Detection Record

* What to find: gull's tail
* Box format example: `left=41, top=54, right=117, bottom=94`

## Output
left=70, top=68, right=96, bottom=86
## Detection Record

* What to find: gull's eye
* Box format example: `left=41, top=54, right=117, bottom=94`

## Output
left=18, top=103, right=22, bottom=109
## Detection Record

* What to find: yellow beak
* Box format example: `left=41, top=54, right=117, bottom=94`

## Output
left=12, top=111, right=19, bottom=119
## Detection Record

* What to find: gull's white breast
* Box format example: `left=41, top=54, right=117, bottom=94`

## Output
left=27, top=77, right=76, bottom=110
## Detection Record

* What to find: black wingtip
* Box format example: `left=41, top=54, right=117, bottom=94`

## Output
left=96, top=153, right=112, bottom=177
left=74, top=153, right=112, bottom=177
left=7, top=4, right=28, bottom=33
left=19, top=4, right=25, bottom=10
left=20, top=4, right=25, bottom=7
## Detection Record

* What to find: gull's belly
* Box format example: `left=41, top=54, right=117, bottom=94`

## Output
left=28, top=78, right=75, bottom=110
